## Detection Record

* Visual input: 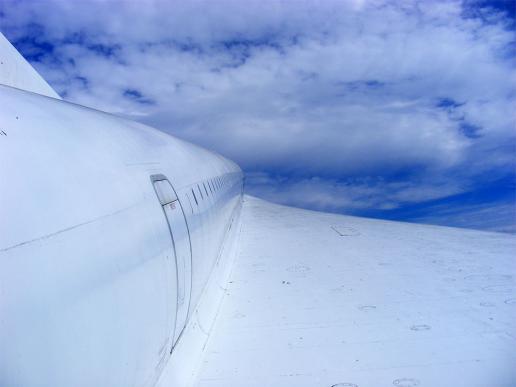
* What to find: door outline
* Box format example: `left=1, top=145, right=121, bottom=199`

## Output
left=150, top=174, right=193, bottom=348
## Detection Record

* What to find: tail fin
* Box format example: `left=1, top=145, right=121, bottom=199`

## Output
left=0, top=32, right=61, bottom=99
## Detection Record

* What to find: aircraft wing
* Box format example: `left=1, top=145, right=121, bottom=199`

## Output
left=193, top=196, right=516, bottom=387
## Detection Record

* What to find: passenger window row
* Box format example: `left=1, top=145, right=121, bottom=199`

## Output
left=186, top=172, right=241, bottom=213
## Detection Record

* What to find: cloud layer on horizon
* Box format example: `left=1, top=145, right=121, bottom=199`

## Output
left=1, top=0, right=514, bottom=231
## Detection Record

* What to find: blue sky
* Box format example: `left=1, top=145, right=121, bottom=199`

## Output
left=1, top=0, right=514, bottom=232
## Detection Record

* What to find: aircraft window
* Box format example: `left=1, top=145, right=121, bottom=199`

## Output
left=191, top=189, right=198, bottom=205
left=197, top=184, right=204, bottom=200
left=203, top=182, right=209, bottom=196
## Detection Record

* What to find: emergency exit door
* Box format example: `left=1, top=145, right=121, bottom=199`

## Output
left=151, top=174, right=192, bottom=345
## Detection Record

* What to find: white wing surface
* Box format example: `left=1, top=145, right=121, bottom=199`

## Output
left=194, top=196, right=516, bottom=387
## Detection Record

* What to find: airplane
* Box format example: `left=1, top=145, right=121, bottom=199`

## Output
left=0, top=31, right=515, bottom=387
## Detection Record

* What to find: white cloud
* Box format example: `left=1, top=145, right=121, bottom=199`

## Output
left=410, top=201, right=516, bottom=234
left=1, top=0, right=514, bottom=228
left=245, top=172, right=465, bottom=212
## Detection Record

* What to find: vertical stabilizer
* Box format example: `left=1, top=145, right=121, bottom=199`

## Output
left=0, top=32, right=61, bottom=99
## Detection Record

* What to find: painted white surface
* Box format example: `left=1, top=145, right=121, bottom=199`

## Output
left=0, top=32, right=61, bottom=99
left=164, top=199, right=192, bottom=343
left=195, top=196, right=516, bottom=387
left=0, top=84, right=243, bottom=387
left=156, top=198, right=243, bottom=387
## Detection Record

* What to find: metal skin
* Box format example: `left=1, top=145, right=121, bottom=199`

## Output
left=0, top=84, right=243, bottom=387
left=2, top=32, right=516, bottom=387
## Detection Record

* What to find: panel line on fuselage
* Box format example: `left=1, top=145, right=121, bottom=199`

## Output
left=0, top=201, right=141, bottom=253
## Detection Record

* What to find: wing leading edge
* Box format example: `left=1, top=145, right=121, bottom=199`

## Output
left=194, top=196, right=516, bottom=387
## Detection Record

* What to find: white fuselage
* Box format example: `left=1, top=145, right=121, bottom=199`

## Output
left=0, top=84, right=243, bottom=387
